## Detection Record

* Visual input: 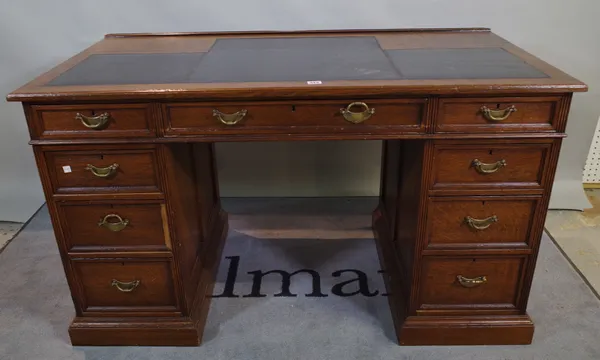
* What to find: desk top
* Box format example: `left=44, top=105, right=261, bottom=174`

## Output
left=7, top=28, right=586, bottom=102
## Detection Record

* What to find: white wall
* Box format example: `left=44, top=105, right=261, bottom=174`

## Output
left=583, top=117, right=600, bottom=184
left=1, top=0, right=598, bottom=221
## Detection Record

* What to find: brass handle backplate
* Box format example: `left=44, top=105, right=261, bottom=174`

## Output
left=480, top=105, right=517, bottom=121
left=340, top=102, right=375, bottom=124
left=213, top=109, right=248, bottom=125
left=111, top=279, right=140, bottom=292
left=457, top=275, right=487, bottom=288
left=465, top=215, right=498, bottom=231
left=98, top=214, right=130, bottom=232
left=85, top=163, right=119, bottom=178
left=76, top=112, right=111, bottom=129
left=472, top=159, right=506, bottom=174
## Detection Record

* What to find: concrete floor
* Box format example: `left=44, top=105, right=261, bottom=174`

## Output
left=545, top=189, right=600, bottom=296
left=0, top=221, right=22, bottom=251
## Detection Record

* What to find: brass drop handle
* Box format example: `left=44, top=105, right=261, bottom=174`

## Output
left=480, top=105, right=517, bottom=121
left=76, top=112, right=111, bottom=129
left=457, top=275, right=487, bottom=288
left=465, top=215, right=498, bottom=231
left=472, top=159, right=506, bottom=174
left=213, top=109, right=248, bottom=125
left=111, top=279, right=140, bottom=292
left=85, top=163, right=119, bottom=178
left=98, top=214, right=130, bottom=232
left=340, top=102, right=375, bottom=124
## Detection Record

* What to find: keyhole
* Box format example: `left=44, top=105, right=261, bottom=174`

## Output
left=291, top=105, right=296, bottom=112
left=91, top=110, right=96, bottom=116
left=120, top=262, right=125, bottom=266
left=488, top=150, right=494, bottom=155
left=99, top=154, right=104, bottom=160
left=472, top=259, right=477, bottom=263
left=496, top=103, right=501, bottom=109
left=482, top=201, right=486, bottom=206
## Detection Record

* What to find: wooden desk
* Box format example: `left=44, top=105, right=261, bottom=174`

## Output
left=7, top=28, right=586, bottom=346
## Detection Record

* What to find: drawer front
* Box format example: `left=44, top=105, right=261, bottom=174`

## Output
left=431, top=142, right=551, bottom=191
left=426, top=197, right=541, bottom=249
left=58, top=202, right=170, bottom=252
left=46, top=148, right=161, bottom=194
left=164, top=99, right=424, bottom=135
left=437, top=97, right=559, bottom=133
left=72, top=258, right=179, bottom=314
left=32, top=103, right=155, bottom=139
left=419, top=257, right=525, bottom=310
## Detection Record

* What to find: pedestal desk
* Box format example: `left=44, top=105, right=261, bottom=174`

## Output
left=7, top=28, right=587, bottom=346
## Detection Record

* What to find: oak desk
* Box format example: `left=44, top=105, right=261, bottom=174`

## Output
left=7, top=28, right=586, bottom=346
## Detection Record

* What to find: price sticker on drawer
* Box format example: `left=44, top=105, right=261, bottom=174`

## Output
left=62, top=165, right=72, bottom=173
left=307, top=80, right=322, bottom=85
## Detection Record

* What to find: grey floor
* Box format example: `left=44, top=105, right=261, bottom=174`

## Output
left=545, top=189, right=600, bottom=296
left=1, top=198, right=600, bottom=360
left=0, top=222, right=23, bottom=252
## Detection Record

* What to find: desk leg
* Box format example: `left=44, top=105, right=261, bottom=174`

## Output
left=167, top=143, right=229, bottom=345
left=373, top=139, right=420, bottom=345
left=373, top=140, right=535, bottom=346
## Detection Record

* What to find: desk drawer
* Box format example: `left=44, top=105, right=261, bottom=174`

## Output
left=419, top=256, right=525, bottom=311
left=426, top=196, right=541, bottom=249
left=164, top=99, right=424, bottom=135
left=46, top=147, right=161, bottom=194
left=437, top=97, right=559, bottom=133
left=31, top=103, right=155, bottom=139
left=72, top=258, right=179, bottom=314
left=58, top=201, right=170, bottom=252
left=431, top=142, right=551, bottom=191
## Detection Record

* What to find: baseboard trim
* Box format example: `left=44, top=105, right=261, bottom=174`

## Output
left=69, top=318, right=200, bottom=346
left=398, top=315, right=534, bottom=345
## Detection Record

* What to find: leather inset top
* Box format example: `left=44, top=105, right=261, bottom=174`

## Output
left=48, top=36, right=548, bottom=86
left=48, top=53, right=206, bottom=86
left=387, top=48, right=548, bottom=79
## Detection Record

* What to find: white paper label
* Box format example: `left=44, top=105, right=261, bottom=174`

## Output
left=62, top=165, right=72, bottom=173
left=306, top=80, right=322, bottom=85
